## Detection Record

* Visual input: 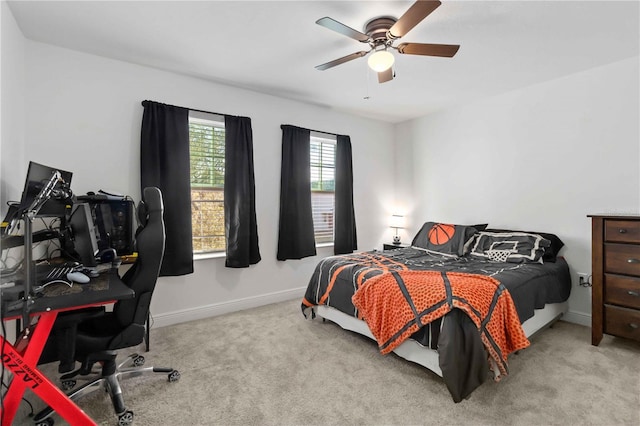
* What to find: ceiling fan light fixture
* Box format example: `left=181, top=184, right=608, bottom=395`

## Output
left=367, top=49, right=395, bottom=72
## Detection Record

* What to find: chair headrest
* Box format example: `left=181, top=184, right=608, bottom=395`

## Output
left=137, top=187, right=163, bottom=228
left=142, top=187, right=164, bottom=213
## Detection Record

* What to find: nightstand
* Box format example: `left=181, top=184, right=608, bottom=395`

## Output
left=383, top=243, right=410, bottom=251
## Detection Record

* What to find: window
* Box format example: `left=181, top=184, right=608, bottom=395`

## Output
left=189, top=113, right=225, bottom=254
left=310, top=134, right=336, bottom=244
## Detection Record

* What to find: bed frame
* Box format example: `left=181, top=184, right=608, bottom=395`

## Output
left=314, top=301, right=568, bottom=377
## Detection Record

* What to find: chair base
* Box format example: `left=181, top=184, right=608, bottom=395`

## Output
left=33, top=353, right=180, bottom=426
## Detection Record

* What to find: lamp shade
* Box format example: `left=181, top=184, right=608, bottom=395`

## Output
left=368, top=50, right=395, bottom=72
left=389, top=214, right=405, bottom=229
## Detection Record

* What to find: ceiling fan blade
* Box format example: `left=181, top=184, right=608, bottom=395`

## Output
left=378, top=68, right=394, bottom=84
left=388, top=0, right=441, bottom=39
left=316, top=17, right=370, bottom=42
left=315, top=51, right=369, bottom=71
left=397, top=42, right=460, bottom=57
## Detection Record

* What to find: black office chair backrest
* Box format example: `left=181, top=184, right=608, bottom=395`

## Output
left=113, top=187, right=165, bottom=328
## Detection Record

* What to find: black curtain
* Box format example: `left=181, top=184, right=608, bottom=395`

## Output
left=224, top=115, right=261, bottom=267
left=277, top=125, right=316, bottom=260
left=334, top=135, right=357, bottom=255
left=140, top=100, right=193, bottom=276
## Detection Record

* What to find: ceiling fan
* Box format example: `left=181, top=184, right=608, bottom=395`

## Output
left=315, top=0, right=460, bottom=83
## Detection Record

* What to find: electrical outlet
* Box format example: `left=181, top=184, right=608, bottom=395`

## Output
left=577, top=272, right=590, bottom=287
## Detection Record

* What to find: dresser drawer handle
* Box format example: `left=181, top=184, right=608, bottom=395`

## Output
left=629, top=290, right=640, bottom=297
left=629, top=323, right=639, bottom=329
left=627, top=259, right=640, bottom=264
left=619, top=229, right=628, bottom=234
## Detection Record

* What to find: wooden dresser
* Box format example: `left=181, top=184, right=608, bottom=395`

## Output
left=589, top=215, right=640, bottom=345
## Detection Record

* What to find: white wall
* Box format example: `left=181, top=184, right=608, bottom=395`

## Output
left=0, top=0, right=27, bottom=342
left=395, top=56, right=640, bottom=325
left=0, top=0, right=26, bottom=220
left=9, top=40, right=395, bottom=325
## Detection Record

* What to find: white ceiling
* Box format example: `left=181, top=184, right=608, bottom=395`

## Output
left=7, top=0, right=640, bottom=123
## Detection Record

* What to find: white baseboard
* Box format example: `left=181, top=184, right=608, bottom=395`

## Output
left=562, top=310, right=591, bottom=327
left=150, top=286, right=306, bottom=329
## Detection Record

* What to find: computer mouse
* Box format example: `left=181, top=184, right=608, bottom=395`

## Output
left=67, top=271, right=90, bottom=284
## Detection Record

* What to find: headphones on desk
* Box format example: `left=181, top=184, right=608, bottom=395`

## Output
left=99, top=248, right=121, bottom=268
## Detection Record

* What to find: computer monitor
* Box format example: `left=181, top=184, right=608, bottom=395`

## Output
left=68, top=203, right=99, bottom=268
left=18, top=161, right=73, bottom=218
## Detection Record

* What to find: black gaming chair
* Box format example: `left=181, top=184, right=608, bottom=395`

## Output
left=34, top=187, right=180, bottom=426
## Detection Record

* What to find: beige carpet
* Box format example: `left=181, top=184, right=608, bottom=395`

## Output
left=14, top=299, right=640, bottom=425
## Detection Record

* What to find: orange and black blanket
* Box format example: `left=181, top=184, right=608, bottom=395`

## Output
left=351, top=269, right=530, bottom=377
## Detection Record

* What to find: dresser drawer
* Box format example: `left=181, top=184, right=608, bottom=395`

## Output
left=604, top=305, right=640, bottom=341
left=605, top=220, right=640, bottom=243
left=605, top=274, right=640, bottom=309
left=604, top=244, right=640, bottom=276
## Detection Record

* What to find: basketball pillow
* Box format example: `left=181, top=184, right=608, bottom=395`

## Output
left=411, top=222, right=480, bottom=256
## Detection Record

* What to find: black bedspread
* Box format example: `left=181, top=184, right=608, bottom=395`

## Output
left=302, top=247, right=571, bottom=401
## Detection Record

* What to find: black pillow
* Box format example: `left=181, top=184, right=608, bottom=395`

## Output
left=469, top=231, right=551, bottom=264
left=484, top=228, right=564, bottom=262
left=412, top=222, right=480, bottom=256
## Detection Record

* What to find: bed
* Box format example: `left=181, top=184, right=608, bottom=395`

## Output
left=301, top=223, right=572, bottom=402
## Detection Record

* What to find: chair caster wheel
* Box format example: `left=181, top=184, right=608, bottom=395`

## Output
left=35, top=418, right=54, bottom=426
left=168, top=370, right=180, bottom=382
left=132, top=355, right=145, bottom=367
left=118, top=410, right=134, bottom=426
left=61, top=379, right=76, bottom=391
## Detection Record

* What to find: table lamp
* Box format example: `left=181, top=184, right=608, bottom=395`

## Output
left=389, top=214, right=405, bottom=245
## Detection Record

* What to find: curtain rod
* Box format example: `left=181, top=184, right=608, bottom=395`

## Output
left=281, top=124, right=340, bottom=138
left=142, top=102, right=342, bottom=136
left=141, top=100, right=226, bottom=118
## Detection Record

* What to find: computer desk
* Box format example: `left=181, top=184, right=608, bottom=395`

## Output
left=1, top=270, right=134, bottom=425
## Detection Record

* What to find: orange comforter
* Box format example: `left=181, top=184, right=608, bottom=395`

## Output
left=351, top=270, right=529, bottom=377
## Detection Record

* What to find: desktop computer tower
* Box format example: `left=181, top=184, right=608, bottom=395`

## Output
left=86, top=198, right=135, bottom=256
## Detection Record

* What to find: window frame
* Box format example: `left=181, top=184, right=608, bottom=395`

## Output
left=188, top=112, right=226, bottom=257
left=310, top=132, right=337, bottom=246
